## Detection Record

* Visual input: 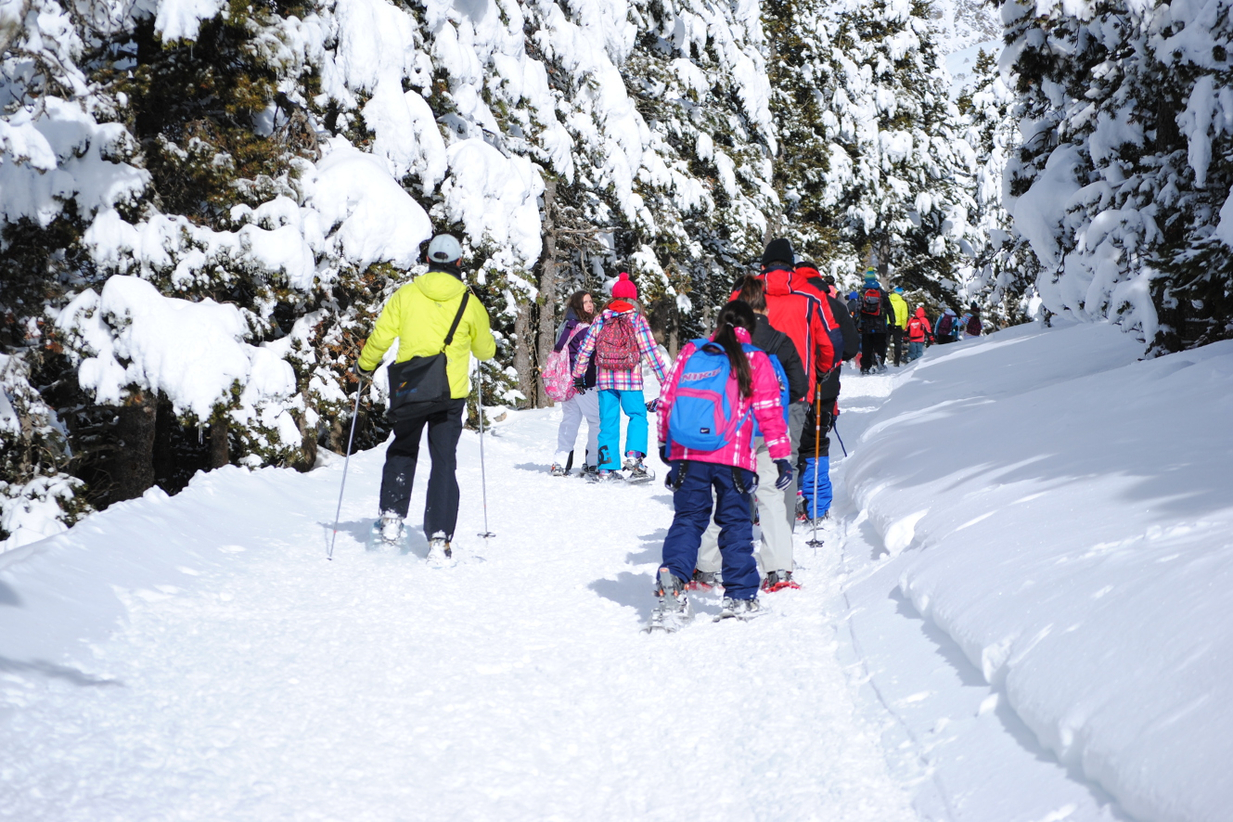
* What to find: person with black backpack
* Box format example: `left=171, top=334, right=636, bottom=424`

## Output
left=648, top=300, right=793, bottom=630
left=857, top=268, right=891, bottom=374
left=571, top=272, right=670, bottom=484
left=356, top=234, right=496, bottom=562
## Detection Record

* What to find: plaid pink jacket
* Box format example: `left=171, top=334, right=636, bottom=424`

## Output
left=657, top=327, right=790, bottom=473
left=572, top=305, right=670, bottom=391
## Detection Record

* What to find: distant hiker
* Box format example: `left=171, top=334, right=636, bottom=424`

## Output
left=356, top=233, right=496, bottom=562
left=544, top=290, right=599, bottom=478
left=649, top=300, right=793, bottom=630
left=857, top=269, right=891, bottom=374
left=961, top=303, right=983, bottom=338
left=695, top=277, right=807, bottom=592
left=571, top=272, right=670, bottom=484
left=888, top=286, right=909, bottom=366
left=906, top=306, right=932, bottom=362
left=934, top=307, right=959, bottom=344
left=792, top=260, right=858, bottom=529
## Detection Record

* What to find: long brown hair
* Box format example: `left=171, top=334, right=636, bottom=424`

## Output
left=735, top=276, right=767, bottom=312
left=566, top=290, right=594, bottom=323
left=713, top=300, right=756, bottom=398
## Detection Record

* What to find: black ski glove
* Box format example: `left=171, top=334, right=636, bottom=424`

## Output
left=354, top=362, right=375, bottom=382
left=658, top=442, right=671, bottom=465
left=573, top=376, right=587, bottom=391
left=645, top=398, right=660, bottom=413
left=774, top=459, right=794, bottom=490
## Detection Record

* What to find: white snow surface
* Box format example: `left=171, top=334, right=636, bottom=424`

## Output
left=3, top=321, right=1231, bottom=821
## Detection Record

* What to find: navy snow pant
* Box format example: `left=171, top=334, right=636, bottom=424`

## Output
left=379, top=398, right=466, bottom=540
left=660, top=460, right=760, bottom=600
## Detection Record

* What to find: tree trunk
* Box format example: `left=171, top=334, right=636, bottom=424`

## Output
left=535, top=178, right=561, bottom=408
left=113, top=391, right=156, bottom=502
left=294, top=406, right=318, bottom=472
left=209, top=420, right=229, bottom=468
left=513, top=302, right=535, bottom=408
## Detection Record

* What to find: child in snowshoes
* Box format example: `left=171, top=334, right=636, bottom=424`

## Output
left=571, top=272, right=670, bottom=483
left=650, top=301, right=793, bottom=629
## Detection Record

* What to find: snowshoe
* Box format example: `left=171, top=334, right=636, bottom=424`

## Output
left=549, top=463, right=568, bottom=477
left=762, top=570, right=801, bottom=593
left=623, top=459, right=654, bottom=484
left=576, top=465, right=599, bottom=481
left=687, top=569, right=720, bottom=591
left=590, top=469, right=626, bottom=484
left=714, top=596, right=767, bottom=622
left=366, top=514, right=412, bottom=554
left=645, top=568, right=693, bottom=633
left=427, top=534, right=455, bottom=568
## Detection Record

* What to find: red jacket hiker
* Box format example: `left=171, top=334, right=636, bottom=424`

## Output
left=907, top=307, right=932, bottom=343
left=732, top=265, right=835, bottom=401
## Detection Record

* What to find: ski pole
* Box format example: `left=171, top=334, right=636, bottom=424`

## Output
left=833, top=418, right=848, bottom=458
left=476, top=368, right=495, bottom=540
left=807, top=390, right=824, bottom=550
left=327, top=374, right=366, bottom=561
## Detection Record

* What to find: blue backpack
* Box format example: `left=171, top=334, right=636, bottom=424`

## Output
left=667, top=339, right=756, bottom=451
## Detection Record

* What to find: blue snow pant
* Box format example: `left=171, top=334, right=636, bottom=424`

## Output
left=597, top=388, right=647, bottom=470
left=379, top=398, right=465, bottom=540
left=801, top=456, right=832, bottom=519
left=908, top=341, right=925, bottom=361
left=661, top=461, right=760, bottom=600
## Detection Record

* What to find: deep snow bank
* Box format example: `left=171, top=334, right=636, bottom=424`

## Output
left=844, top=320, right=1233, bottom=822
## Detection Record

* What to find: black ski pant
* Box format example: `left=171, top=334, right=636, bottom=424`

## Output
left=380, top=398, right=466, bottom=540
left=890, top=327, right=905, bottom=366
left=860, top=332, right=888, bottom=372
left=798, top=398, right=834, bottom=463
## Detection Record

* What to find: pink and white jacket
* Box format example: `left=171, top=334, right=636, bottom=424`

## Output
left=657, top=327, right=790, bottom=473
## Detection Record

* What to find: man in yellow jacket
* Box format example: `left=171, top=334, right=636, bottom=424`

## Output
left=888, top=286, right=909, bottom=367
left=357, top=234, right=496, bottom=561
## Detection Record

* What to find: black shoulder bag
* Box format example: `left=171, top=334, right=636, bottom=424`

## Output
left=387, top=292, right=470, bottom=415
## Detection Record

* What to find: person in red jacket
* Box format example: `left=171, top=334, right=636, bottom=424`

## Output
left=733, top=240, right=835, bottom=528
left=906, top=306, right=933, bottom=362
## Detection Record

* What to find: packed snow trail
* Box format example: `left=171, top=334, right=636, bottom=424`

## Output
left=0, top=398, right=917, bottom=820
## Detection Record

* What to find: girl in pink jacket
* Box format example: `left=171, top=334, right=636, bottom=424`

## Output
left=648, top=301, right=792, bottom=629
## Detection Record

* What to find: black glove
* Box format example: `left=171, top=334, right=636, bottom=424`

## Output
left=354, top=362, right=375, bottom=382
left=646, top=398, right=660, bottom=413
left=774, top=459, right=794, bottom=490
left=573, top=376, right=587, bottom=391
left=658, top=442, right=670, bottom=465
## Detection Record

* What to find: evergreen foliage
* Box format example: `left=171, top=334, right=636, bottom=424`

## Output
left=999, top=0, right=1233, bottom=351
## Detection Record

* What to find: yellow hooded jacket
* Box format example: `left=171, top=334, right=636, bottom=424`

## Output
left=358, top=269, right=496, bottom=399
left=888, top=292, right=909, bottom=329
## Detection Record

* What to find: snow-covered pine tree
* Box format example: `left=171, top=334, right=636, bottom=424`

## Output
left=766, top=0, right=977, bottom=301
left=957, top=48, right=1037, bottom=327
left=1000, top=0, right=1233, bottom=351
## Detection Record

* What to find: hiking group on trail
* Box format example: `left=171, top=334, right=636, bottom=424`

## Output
left=352, top=232, right=987, bottom=628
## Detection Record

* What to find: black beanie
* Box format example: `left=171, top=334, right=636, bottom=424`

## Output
left=762, top=238, right=794, bottom=267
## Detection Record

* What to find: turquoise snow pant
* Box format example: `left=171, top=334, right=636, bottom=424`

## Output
left=597, top=388, right=646, bottom=470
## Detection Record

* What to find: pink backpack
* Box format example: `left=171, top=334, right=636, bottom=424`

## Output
left=542, top=324, right=588, bottom=402
left=595, top=313, right=640, bottom=371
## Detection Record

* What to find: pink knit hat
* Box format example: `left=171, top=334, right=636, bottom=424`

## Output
left=611, top=271, right=638, bottom=300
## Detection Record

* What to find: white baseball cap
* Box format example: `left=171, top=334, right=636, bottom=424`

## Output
left=427, top=234, right=463, bottom=264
